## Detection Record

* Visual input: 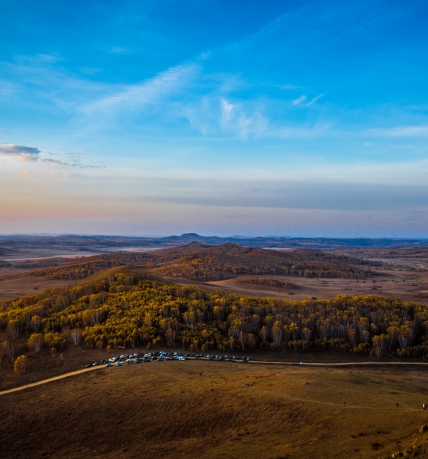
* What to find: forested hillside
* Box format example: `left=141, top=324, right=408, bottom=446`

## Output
left=152, top=243, right=380, bottom=281
left=1, top=266, right=427, bottom=359
left=28, top=259, right=124, bottom=280
left=26, top=243, right=379, bottom=282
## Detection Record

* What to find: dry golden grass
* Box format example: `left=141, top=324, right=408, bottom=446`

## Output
left=2, top=361, right=428, bottom=458
left=0, top=268, right=75, bottom=303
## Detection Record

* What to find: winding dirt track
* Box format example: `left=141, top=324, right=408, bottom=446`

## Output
left=0, top=366, right=103, bottom=396
left=2, top=360, right=428, bottom=396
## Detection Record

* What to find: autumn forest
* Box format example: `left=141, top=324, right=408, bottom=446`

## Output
left=1, top=242, right=427, bottom=363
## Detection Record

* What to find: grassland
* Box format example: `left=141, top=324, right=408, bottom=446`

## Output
left=2, top=360, right=428, bottom=458
left=2, top=243, right=428, bottom=307
left=2, top=241, right=428, bottom=457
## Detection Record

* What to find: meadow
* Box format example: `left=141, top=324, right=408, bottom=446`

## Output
left=2, top=360, right=428, bottom=458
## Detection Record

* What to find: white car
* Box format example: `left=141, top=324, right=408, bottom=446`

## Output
left=300, top=362, right=306, bottom=366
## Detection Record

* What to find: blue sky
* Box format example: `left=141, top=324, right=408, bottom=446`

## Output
left=1, top=0, right=428, bottom=237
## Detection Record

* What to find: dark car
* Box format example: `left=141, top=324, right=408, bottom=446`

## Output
left=85, top=363, right=92, bottom=368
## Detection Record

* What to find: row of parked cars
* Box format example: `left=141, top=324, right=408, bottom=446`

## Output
left=85, top=351, right=251, bottom=368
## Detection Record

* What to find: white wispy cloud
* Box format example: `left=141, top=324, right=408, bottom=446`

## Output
left=278, top=84, right=303, bottom=90
left=273, top=122, right=332, bottom=139
left=83, top=63, right=200, bottom=115
left=219, top=98, right=268, bottom=139
left=306, top=93, right=325, bottom=106
left=42, top=158, right=104, bottom=169
left=108, top=46, right=131, bottom=54
left=292, top=95, right=306, bottom=106
left=367, top=125, right=428, bottom=138
left=0, top=79, right=17, bottom=97
left=292, top=93, right=324, bottom=107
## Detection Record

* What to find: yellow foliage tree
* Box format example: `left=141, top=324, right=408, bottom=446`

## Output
left=14, top=355, right=28, bottom=374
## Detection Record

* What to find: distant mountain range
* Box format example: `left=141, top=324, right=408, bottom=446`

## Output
left=0, top=233, right=427, bottom=251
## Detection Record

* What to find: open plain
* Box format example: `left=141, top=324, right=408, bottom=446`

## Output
left=3, top=360, right=428, bottom=459
left=2, top=240, right=428, bottom=305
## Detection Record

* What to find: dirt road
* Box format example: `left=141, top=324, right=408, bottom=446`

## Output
left=2, top=359, right=428, bottom=396
left=0, top=365, right=103, bottom=395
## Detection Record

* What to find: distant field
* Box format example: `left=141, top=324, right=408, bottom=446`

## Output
left=2, top=360, right=428, bottom=458
left=2, top=242, right=428, bottom=305
left=0, top=268, right=76, bottom=303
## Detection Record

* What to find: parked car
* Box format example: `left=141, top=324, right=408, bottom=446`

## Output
left=85, top=363, right=92, bottom=368
left=93, top=362, right=99, bottom=366
left=115, top=362, right=123, bottom=366
left=300, top=362, right=306, bottom=366
left=106, top=363, right=113, bottom=367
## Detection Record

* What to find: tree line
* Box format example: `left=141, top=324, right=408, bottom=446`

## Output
left=1, top=267, right=427, bottom=361
left=236, top=277, right=300, bottom=289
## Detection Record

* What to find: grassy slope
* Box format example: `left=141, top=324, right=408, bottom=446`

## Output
left=2, top=362, right=428, bottom=458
